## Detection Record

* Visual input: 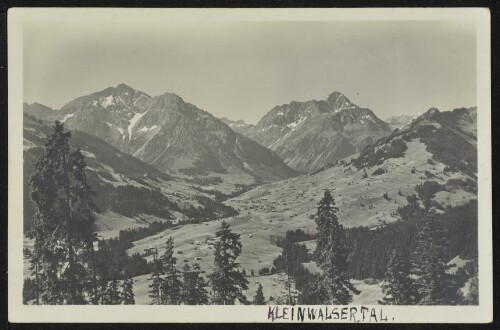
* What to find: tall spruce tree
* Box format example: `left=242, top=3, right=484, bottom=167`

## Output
left=411, top=212, right=463, bottom=305
left=182, top=264, right=196, bottom=305
left=379, top=249, right=418, bottom=305
left=148, top=258, right=163, bottom=305
left=253, top=283, right=266, bottom=305
left=182, top=263, right=209, bottom=305
left=313, top=189, right=359, bottom=304
left=209, top=220, right=249, bottom=305
left=466, top=276, right=479, bottom=305
left=192, top=263, right=209, bottom=305
left=103, top=278, right=122, bottom=305
left=121, top=269, right=135, bottom=305
left=28, top=121, right=95, bottom=304
left=160, top=237, right=182, bottom=304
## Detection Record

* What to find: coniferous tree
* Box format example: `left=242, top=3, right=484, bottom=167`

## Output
left=209, top=220, right=249, bottom=305
left=411, top=212, right=463, bottom=305
left=182, top=264, right=196, bottom=305
left=379, top=250, right=418, bottom=305
left=121, top=269, right=135, bottom=305
left=28, top=121, right=95, bottom=304
left=148, top=258, right=163, bottom=305
left=103, top=279, right=122, bottom=305
left=312, top=190, right=359, bottom=304
left=192, top=263, right=209, bottom=305
left=466, top=276, right=479, bottom=305
left=253, top=283, right=266, bottom=305
left=160, top=237, right=182, bottom=304
left=182, top=263, right=209, bottom=305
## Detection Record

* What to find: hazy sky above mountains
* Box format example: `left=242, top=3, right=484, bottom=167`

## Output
left=24, top=19, right=476, bottom=124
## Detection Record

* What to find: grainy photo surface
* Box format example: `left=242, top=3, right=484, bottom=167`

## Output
left=8, top=8, right=492, bottom=323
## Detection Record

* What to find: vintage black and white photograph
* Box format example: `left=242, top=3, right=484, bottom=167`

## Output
left=8, top=8, right=492, bottom=323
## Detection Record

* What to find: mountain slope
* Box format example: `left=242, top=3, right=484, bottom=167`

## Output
left=56, top=83, right=151, bottom=150
left=224, top=106, right=478, bottom=231
left=46, top=84, right=297, bottom=186
left=23, top=114, right=214, bottom=236
left=241, top=92, right=392, bottom=173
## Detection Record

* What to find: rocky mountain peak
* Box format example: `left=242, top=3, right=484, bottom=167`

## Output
left=326, top=91, right=355, bottom=112
left=426, top=107, right=440, bottom=114
left=114, top=83, right=137, bottom=95
left=237, top=91, right=392, bottom=172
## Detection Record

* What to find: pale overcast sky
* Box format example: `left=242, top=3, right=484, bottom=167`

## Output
left=23, top=19, right=476, bottom=124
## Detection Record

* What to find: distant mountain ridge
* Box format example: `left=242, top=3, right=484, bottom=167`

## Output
left=239, top=92, right=392, bottom=173
left=23, top=103, right=56, bottom=120
left=385, top=114, right=416, bottom=130
left=25, top=84, right=297, bottom=185
left=218, top=117, right=255, bottom=135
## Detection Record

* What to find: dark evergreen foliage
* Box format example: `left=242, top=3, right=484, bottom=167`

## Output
left=103, top=278, right=122, bottom=304
left=372, top=167, right=387, bottom=176
left=312, top=190, right=359, bottom=304
left=411, top=212, right=465, bottom=305
left=379, top=250, right=419, bottom=305
left=345, top=200, right=477, bottom=280
left=121, top=269, right=135, bottom=305
left=28, top=121, right=96, bottom=304
left=160, top=237, right=182, bottom=304
left=415, top=181, right=446, bottom=209
left=181, top=263, right=209, bottom=305
left=102, top=185, right=176, bottom=218
left=208, top=221, right=249, bottom=305
left=414, top=125, right=477, bottom=175
left=253, top=283, right=266, bottom=305
left=148, top=258, right=163, bottom=305
left=352, top=138, right=407, bottom=169
left=23, top=278, right=37, bottom=304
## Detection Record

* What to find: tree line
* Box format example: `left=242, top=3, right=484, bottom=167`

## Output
left=147, top=220, right=269, bottom=305
left=271, top=190, right=477, bottom=305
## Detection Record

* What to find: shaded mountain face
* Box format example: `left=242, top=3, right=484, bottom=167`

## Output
left=35, top=84, right=297, bottom=184
left=241, top=92, right=392, bottom=173
left=126, top=92, right=297, bottom=181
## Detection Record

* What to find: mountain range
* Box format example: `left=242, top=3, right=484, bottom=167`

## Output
left=236, top=92, right=392, bottom=172
left=25, top=84, right=297, bottom=187
left=23, top=84, right=478, bottom=305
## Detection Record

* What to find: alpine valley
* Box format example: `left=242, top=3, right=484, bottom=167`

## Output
left=23, top=84, right=479, bottom=305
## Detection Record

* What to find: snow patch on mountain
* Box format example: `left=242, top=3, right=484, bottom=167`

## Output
left=128, top=112, right=147, bottom=141
left=102, top=95, right=115, bottom=108
left=61, top=113, right=74, bottom=123
left=81, top=150, right=96, bottom=159
left=287, top=117, right=306, bottom=129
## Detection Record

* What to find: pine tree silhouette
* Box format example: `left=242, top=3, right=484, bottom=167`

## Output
left=312, top=189, right=360, bottom=304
